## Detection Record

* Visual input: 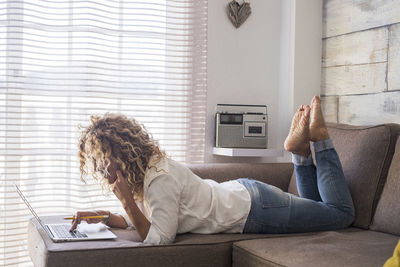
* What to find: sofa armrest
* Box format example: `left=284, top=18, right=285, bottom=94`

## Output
left=187, top=163, right=294, bottom=192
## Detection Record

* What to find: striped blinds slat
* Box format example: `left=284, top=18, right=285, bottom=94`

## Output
left=0, top=0, right=207, bottom=265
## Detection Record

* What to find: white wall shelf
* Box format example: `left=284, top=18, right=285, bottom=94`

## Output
left=212, top=147, right=283, bottom=157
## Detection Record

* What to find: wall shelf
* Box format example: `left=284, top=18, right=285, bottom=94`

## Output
left=212, top=147, right=283, bottom=157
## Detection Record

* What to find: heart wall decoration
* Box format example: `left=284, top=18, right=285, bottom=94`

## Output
left=227, top=0, right=252, bottom=29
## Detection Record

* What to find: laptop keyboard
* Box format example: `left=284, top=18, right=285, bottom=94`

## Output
left=51, top=224, right=88, bottom=239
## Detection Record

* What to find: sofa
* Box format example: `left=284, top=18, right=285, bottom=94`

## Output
left=28, top=123, right=400, bottom=267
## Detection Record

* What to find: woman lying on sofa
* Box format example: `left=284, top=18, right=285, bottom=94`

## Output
left=69, top=96, right=355, bottom=245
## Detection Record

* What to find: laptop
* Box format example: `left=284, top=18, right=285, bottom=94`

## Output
left=14, top=184, right=117, bottom=242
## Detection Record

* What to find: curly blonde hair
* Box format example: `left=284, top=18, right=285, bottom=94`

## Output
left=78, top=113, right=165, bottom=200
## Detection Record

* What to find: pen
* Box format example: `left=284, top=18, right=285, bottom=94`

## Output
left=63, top=215, right=109, bottom=220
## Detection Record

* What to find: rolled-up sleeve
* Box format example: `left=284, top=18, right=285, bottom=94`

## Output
left=143, top=174, right=181, bottom=245
left=119, top=201, right=149, bottom=229
left=119, top=211, right=134, bottom=228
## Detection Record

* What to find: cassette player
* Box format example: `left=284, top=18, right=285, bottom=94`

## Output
left=215, top=104, right=267, bottom=149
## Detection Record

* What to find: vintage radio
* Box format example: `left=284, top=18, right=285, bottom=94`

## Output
left=215, top=104, right=267, bottom=148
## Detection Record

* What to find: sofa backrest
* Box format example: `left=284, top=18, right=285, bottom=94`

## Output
left=370, top=136, right=400, bottom=235
left=288, top=123, right=400, bottom=229
left=188, top=163, right=293, bottom=192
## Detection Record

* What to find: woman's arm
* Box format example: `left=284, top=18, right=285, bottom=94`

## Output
left=69, top=210, right=128, bottom=231
left=113, top=170, right=151, bottom=241
left=143, top=174, right=180, bottom=245
left=120, top=197, right=150, bottom=240
left=107, top=212, right=129, bottom=228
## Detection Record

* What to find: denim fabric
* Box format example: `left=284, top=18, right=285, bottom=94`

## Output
left=237, top=139, right=355, bottom=234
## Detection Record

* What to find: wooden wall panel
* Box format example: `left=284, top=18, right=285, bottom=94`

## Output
left=321, top=96, right=338, bottom=123
left=323, top=0, right=400, bottom=38
left=338, top=92, right=400, bottom=125
left=322, top=27, right=388, bottom=67
left=388, top=23, right=400, bottom=91
left=322, top=0, right=400, bottom=126
left=322, top=63, right=387, bottom=95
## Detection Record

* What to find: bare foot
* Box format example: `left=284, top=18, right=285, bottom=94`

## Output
left=284, top=105, right=311, bottom=157
left=309, top=96, right=330, bottom=142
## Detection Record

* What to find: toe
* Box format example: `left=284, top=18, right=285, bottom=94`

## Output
left=305, top=105, right=311, bottom=112
left=303, top=105, right=311, bottom=120
left=312, top=95, right=321, bottom=105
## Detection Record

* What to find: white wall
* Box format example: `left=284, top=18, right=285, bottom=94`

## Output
left=205, top=0, right=322, bottom=163
left=292, top=0, right=323, bottom=111
left=278, top=0, right=323, bottom=149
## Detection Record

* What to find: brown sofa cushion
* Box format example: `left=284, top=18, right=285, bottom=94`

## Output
left=232, top=228, right=399, bottom=267
left=28, top=216, right=276, bottom=267
left=370, top=137, right=400, bottom=235
left=288, top=123, right=400, bottom=229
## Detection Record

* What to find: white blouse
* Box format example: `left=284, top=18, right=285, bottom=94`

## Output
left=121, top=156, right=251, bottom=245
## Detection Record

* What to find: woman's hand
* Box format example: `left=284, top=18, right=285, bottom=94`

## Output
left=112, top=170, right=134, bottom=207
left=69, top=210, right=109, bottom=232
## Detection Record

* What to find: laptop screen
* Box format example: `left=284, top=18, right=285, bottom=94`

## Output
left=14, top=184, right=47, bottom=230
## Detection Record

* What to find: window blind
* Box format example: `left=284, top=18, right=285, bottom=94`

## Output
left=0, top=0, right=207, bottom=265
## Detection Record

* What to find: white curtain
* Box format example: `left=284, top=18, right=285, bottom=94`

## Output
left=0, top=0, right=207, bottom=265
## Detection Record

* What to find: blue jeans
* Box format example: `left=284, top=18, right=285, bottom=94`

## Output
left=237, top=139, right=355, bottom=234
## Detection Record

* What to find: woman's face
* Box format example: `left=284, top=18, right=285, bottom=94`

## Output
left=104, top=160, right=118, bottom=185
